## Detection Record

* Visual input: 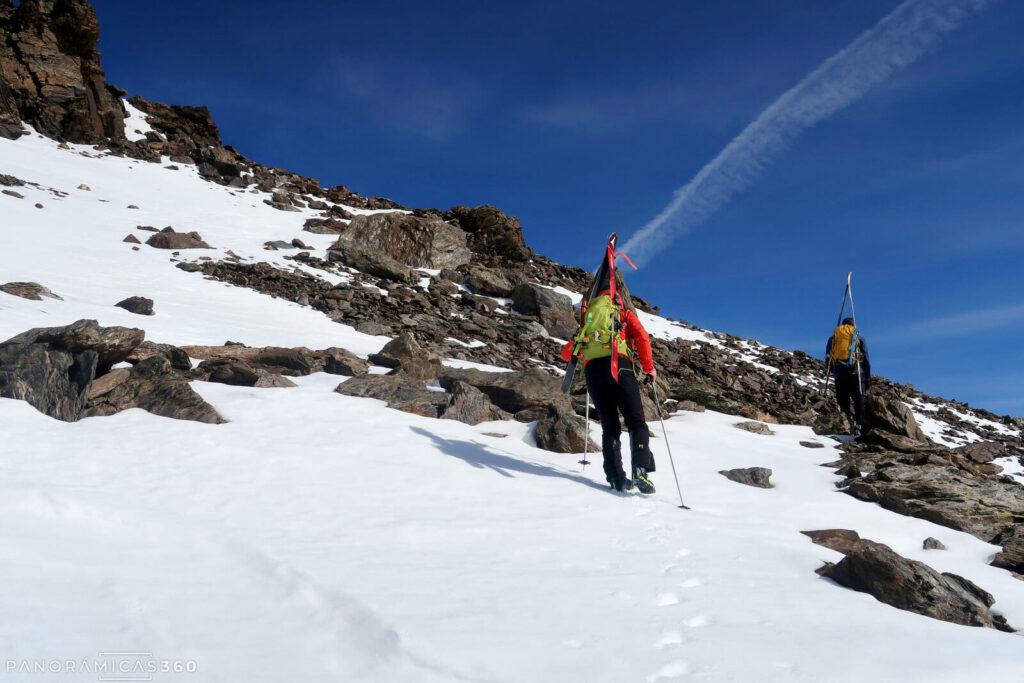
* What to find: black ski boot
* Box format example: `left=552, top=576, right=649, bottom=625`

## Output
left=610, top=476, right=634, bottom=492
left=633, top=467, right=656, bottom=494
left=628, top=427, right=656, bottom=494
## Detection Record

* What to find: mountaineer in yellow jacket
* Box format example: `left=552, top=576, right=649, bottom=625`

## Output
left=826, top=317, right=871, bottom=437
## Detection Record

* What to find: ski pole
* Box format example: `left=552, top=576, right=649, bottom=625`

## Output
left=650, top=380, right=689, bottom=510
left=848, top=279, right=865, bottom=426
left=580, top=389, right=591, bottom=470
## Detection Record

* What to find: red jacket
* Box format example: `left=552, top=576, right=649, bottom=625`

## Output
left=561, top=308, right=654, bottom=374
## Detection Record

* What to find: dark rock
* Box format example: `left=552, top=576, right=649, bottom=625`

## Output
left=449, top=205, right=530, bottom=262
left=719, top=467, right=773, bottom=488
left=0, top=341, right=93, bottom=420
left=145, top=230, right=212, bottom=250
left=356, top=321, right=391, bottom=336
left=864, top=389, right=930, bottom=446
left=817, top=540, right=1014, bottom=632
left=334, top=373, right=448, bottom=418
left=0, top=281, right=62, bottom=301
left=125, top=340, right=192, bottom=371
left=511, top=283, right=576, bottom=339
left=800, top=440, right=825, bottom=449
left=197, top=359, right=260, bottom=386
left=437, top=367, right=559, bottom=415
left=321, top=347, right=369, bottom=376
left=123, top=234, right=141, bottom=244
left=83, top=356, right=225, bottom=424
left=990, top=527, right=1024, bottom=575
left=333, top=212, right=471, bottom=270
left=264, top=240, right=295, bottom=250
left=6, top=319, right=144, bottom=373
left=802, top=529, right=872, bottom=555
left=535, top=399, right=597, bottom=453
left=734, top=421, right=775, bottom=436
left=923, top=537, right=947, bottom=551
left=0, top=174, right=24, bottom=186
left=0, top=0, right=126, bottom=143
left=327, top=241, right=413, bottom=283
left=441, top=380, right=510, bottom=426
left=115, top=296, right=154, bottom=316
left=303, top=217, right=347, bottom=234
left=368, top=333, right=440, bottom=381
left=2, top=189, right=23, bottom=198
left=466, top=266, right=516, bottom=298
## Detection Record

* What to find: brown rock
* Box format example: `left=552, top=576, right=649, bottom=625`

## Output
left=719, top=467, right=773, bottom=488
left=115, top=296, right=154, bottom=316
left=0, top=281, right=62, bottom=301
left=733, top=421, right=776, bottom=436
left=145, top=230, right=212, bottom=250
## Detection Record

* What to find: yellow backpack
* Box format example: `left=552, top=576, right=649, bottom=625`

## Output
left=830, top=324, right=860, bottom=365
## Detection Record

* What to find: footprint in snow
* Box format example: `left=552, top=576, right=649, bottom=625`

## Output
left=656, top=592, right=680, bottom=607
left=678, top=577, right=703, bottom=589
left=646, top=660, right=691, bottom=681
left=654, top=631, right=684, bottom=649
left=561, top=639, right=583, bottom=648
left=675, top=549, right=691, bottom=558
left=683, top=615, right=708, bottom=628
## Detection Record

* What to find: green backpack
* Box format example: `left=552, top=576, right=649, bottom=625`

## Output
left=574, top=294, right=629, bottom=361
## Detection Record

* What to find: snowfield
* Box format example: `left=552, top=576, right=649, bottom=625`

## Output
left=2, top=129, right=1023, bottom=681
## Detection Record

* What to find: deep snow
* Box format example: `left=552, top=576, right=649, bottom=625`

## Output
left=2, top=125, right=1023, bottom=682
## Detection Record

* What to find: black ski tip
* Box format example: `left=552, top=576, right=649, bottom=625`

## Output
left=678, top=504, right=691, bottom=510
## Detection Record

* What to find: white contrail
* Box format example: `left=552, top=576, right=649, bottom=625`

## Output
left=621, top=0, right=999, bottom=267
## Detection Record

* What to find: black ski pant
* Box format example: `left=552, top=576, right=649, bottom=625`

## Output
left=834, top=372, right=865, bottom=428
left=584, top=355, right=655, bottom=483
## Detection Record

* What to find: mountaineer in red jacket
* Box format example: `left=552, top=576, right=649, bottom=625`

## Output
left=561, top=289, right=656, bottom=494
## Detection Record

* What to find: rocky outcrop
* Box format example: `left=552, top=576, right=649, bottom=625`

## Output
left=368, top=333, right=440, bottom=381
left=83, top=354, right=225, bottom=423
left=441, top=380, right=511, bottom=426
left=511, top=283, right=576, bottom=339
left=0, top=319, right=222, bottom=423
left=180, top=343, right=368, bottom=378
left=805, top=529, right=1014, bottom=632
left=145, top=229, right=212, bottom=250
left=719, top=467, right=773, bottom=488
left=0, top=0, right=125, bottom=142
left=115, top=295, right=154, bottom=316
left=332, top=212, right=471, bottom=270
left=863, top=387, right=931, bottom=450
left=0, top=281, right=62, bottom=300
left=334, top=373, right=448, bottom=418
left=449, top=205, right=530, bottom=262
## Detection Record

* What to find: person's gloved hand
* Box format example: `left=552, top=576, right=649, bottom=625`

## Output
left=643, top=368, right=657, bottom=385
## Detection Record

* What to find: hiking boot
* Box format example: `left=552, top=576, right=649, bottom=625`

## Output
left=633, top=467, right=655, bottom=494
left=609, top=476, right=634, bottom=492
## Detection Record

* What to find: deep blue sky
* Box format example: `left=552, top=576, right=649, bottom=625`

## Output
left=90, top=0, right=1024, bottom=414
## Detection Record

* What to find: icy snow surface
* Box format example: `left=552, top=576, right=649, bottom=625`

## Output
left=1, top=131, right=1023, bottom=681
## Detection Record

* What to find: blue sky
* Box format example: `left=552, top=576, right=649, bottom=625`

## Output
left=90, top=0, right=1024, bottom=414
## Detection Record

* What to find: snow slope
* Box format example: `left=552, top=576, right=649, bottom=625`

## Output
left=2, top=130, right=1023, bottom=682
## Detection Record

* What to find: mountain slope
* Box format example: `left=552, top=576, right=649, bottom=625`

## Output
left=2, top=121, right=1024, bottom=683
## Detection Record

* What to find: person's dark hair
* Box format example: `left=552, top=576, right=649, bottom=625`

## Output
left=842, top=317, right=855, bottom=326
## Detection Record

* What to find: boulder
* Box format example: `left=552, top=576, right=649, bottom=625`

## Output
left=815, top=537, right=1014, bottom=632
left=441, top=380, right=510, bottom=426
left=145, top=230, right=212, bottom=250
left=923, top=537, right=947, bottom=551
left=335, top=213, right=471, bottom=270
left=534, top=399, right=597, bottom=453
left=368, top=333, right=440, bottom=381
left=6, top=319, right=144, bottom=373
left=449, top=205, right=530, bottom=262
left=327, top=241, right=413, bottom=283
left=83, top=355, right=225, bottom=423
left=466, top=266, right=515, bottom=298
left=0, top=281, right=62, bottom=301
left=320, top=347, right=369, bottom=376
left=511, top=283, right=576, bottom=339
left=334, top=373, right=448, bottom=418
left=990, top=526, right=1024, bottom=576
left=303, top=217, right=348, bottom=234
left=437, top=367, right=559, bottom=415
left=0, top=341, right=94, bottom=421
left=733, top=421, right=775, bottom=436
left=115, top=296, right=154, bottom=316
left=864, top=389, right=929, bottom=446
left=125, top=340, right=192, bottom=371
left=719, top=467, right=773, bottom=488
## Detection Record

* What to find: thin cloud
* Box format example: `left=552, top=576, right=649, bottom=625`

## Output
left=329, top=54, right=486, bottom=140
left=888, top=303, right=1024, bottom=341
left=621, top=0, right=1001, bottom=267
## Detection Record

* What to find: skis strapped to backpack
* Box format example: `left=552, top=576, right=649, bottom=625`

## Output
left=560, top=233, right=638, bottom=393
